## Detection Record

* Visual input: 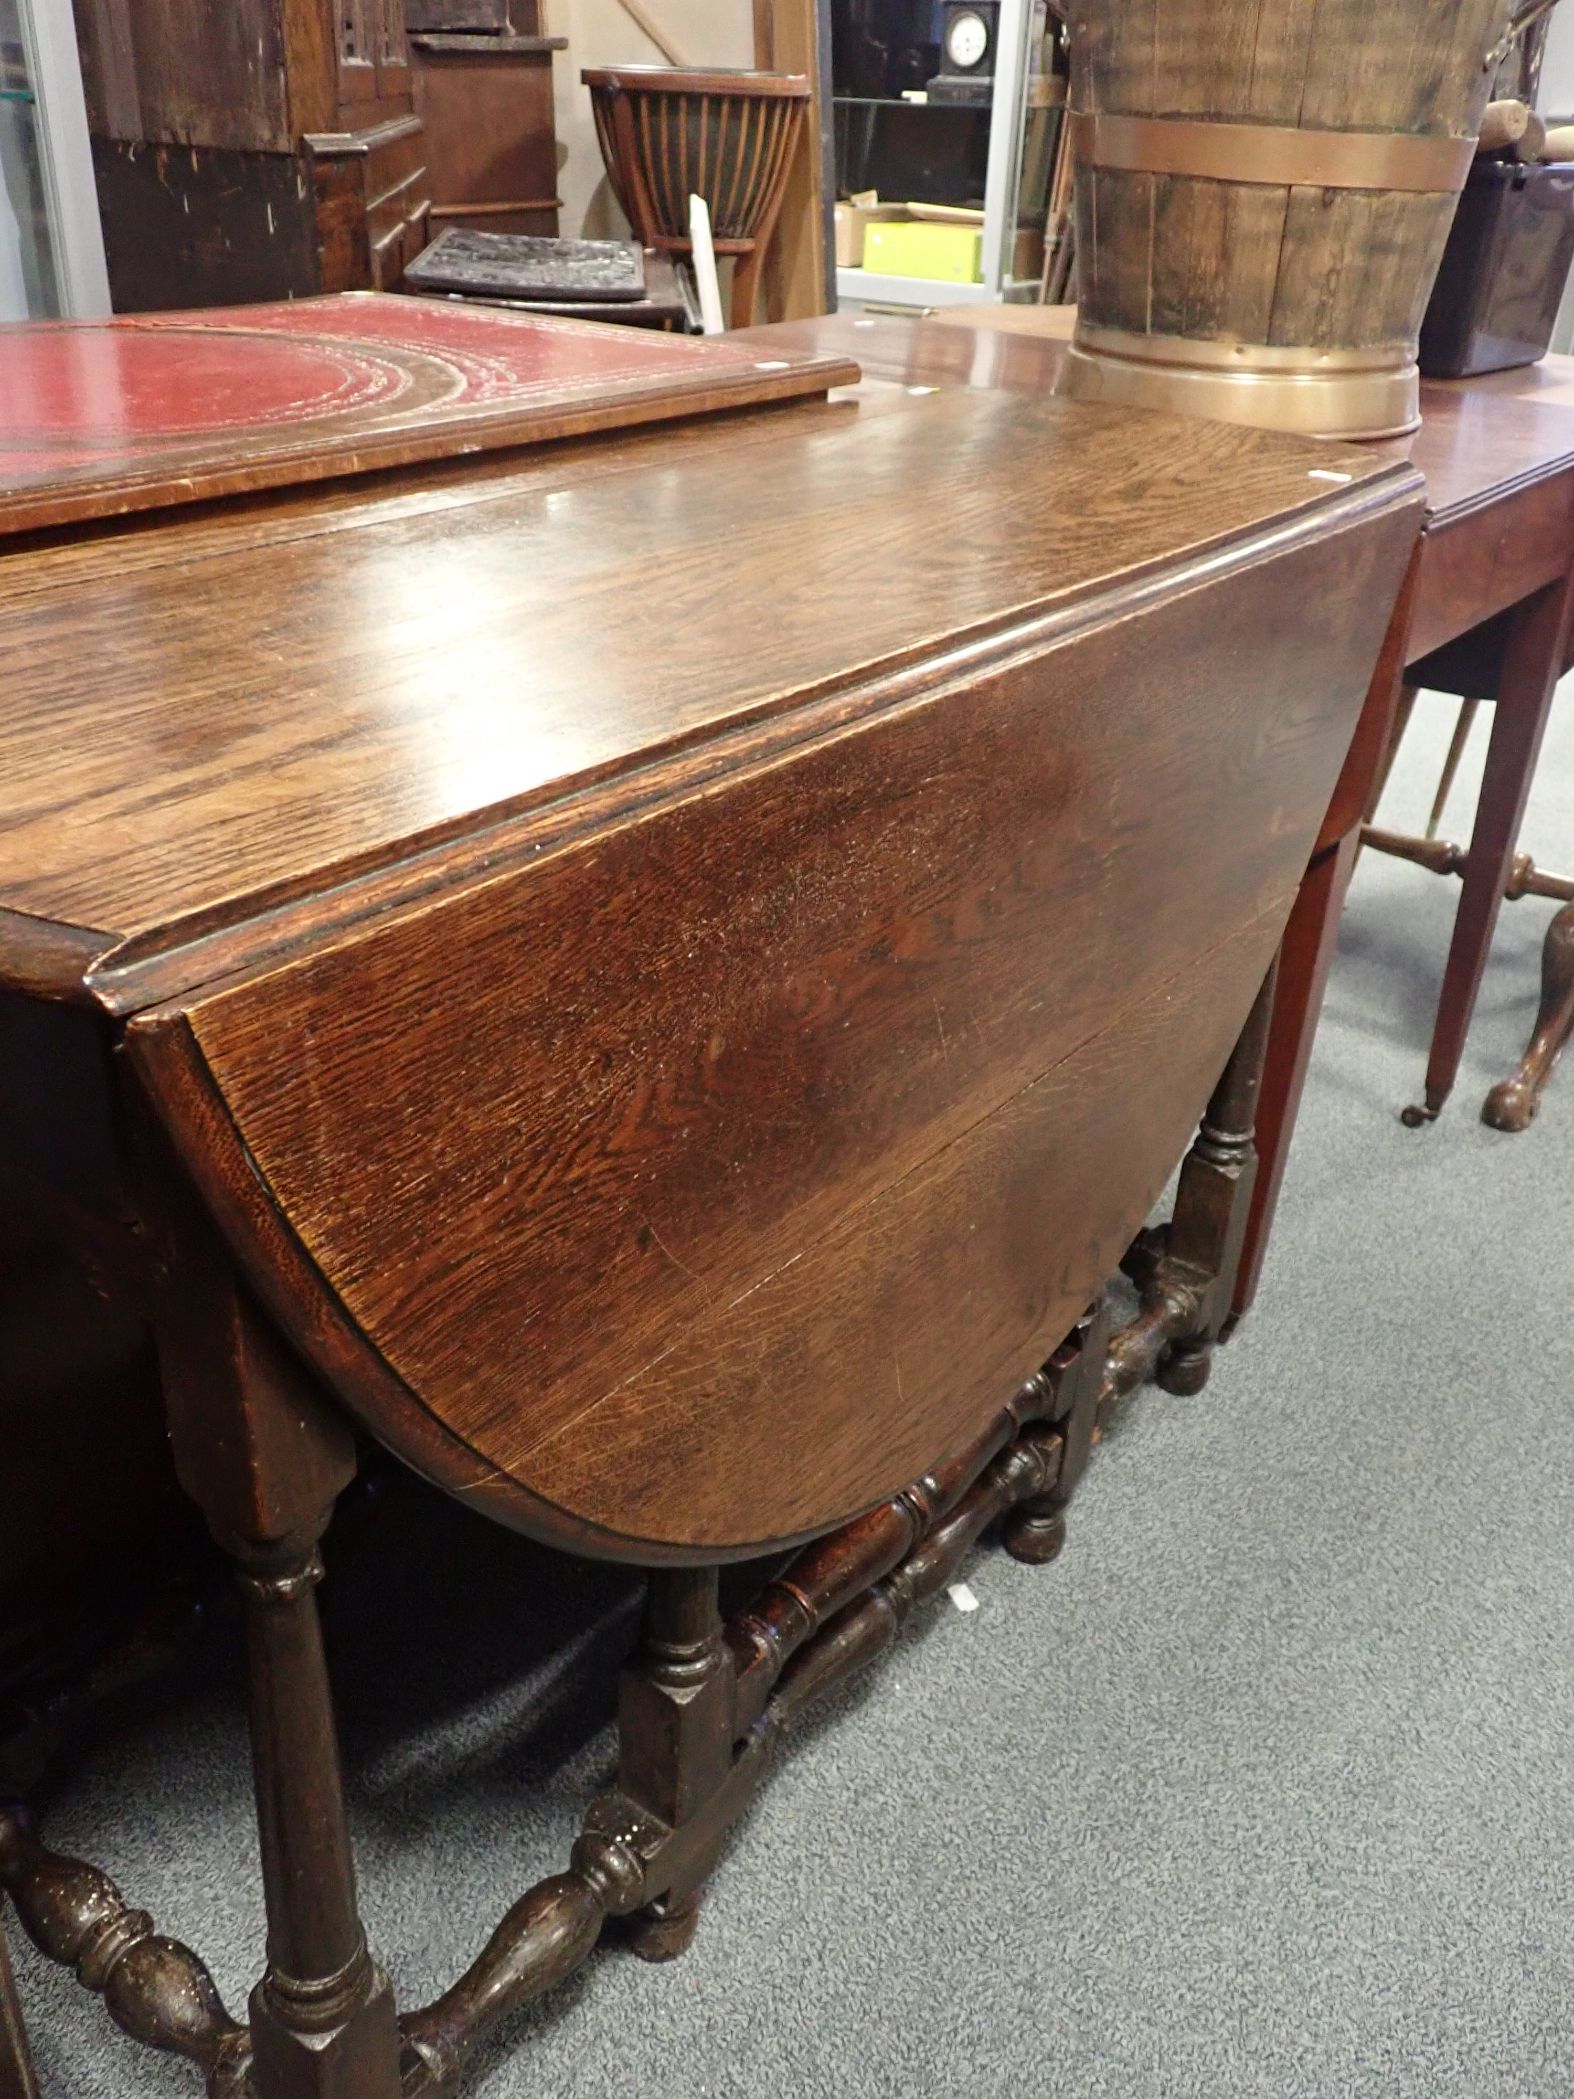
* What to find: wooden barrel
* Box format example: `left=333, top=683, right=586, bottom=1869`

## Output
left=1057, top=0, right=1516, bottom=438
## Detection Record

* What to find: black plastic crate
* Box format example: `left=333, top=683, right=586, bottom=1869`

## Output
left=1421, top=157, right=1574, bottom=379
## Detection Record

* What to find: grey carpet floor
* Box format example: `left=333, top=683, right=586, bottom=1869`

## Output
left=12, top=686, right=1574, bottom=2099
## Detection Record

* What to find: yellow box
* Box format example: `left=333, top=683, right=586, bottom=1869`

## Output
left=862, top=219, right=984, bottom=284
left=834, top=196, right=909, bottom=267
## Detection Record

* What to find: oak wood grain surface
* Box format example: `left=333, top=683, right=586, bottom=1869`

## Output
left=164, top=520, right=1393, bottom=1547
left=1, top=386, right=1404, bottom=987
left=756, top=308, right=1574, bottom=1295
left=748, top=306, right=1574, bottom=533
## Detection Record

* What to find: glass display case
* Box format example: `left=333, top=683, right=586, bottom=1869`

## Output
left=832, top=0, right=1064, bottom=308
left=0, top=0, right=107, bottom=321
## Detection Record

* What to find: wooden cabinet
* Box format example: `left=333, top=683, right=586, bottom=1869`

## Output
left=71, top=0, right=430, bottom=309
left=409, top=32, right=564, bottom=237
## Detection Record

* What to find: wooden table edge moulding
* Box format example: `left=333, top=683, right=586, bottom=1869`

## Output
left=0, top=298, right=1423, bottom=2098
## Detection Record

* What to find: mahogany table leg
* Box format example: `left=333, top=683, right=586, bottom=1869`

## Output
left=0, top=1904, right=38, bottom=2099
left=155, top=1248, right=403, bottom=2099
left=1482, top=902, right=1574, bottom=1130
left=1404, top=572, right=1574, bottom=1126
left=1230, top=830, right=1360, bottom=1326
left=1367, top=682, right=1419, bottom=825
left=618, top=1569, right=733, bottom=1964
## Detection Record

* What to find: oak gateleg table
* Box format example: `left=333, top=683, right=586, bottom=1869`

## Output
left=0, top=295, right=1419, bottom=2097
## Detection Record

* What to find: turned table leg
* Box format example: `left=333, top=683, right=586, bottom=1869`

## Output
left=1106, top=962, right=1279, bottom=1402
left=1483, top=902, right=1574, bottom=1131
left=1405, top=573, right=1574, bottom=1126
left=1231, top=832, right=1360, bottom=1326
left=236, top=1524, right=400, bottom=2099
left=0, top=1903, right=38, bottom=2099
left=618, top=1570, right=734, bottom=1963
left=154, top=1236, right=403, bottom=2099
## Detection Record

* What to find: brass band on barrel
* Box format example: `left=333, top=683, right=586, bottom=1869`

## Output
left=1056, top=324, right=1421, bottom=441
left=1070, top=113, right=1476, bottom=195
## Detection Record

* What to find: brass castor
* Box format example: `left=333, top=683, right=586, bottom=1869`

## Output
left=1157, top=1339, right=1212, bottom=1397
left=625, top=1890, right=703, bottom=1963
left=1002, top=1508, right=1067, bottom=1567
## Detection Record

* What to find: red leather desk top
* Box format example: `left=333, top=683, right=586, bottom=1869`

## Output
left=0, top=293, right=855, bottom=535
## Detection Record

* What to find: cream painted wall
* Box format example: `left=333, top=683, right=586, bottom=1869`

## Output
left=544, top=0, right=757, bottom=238
left=1539, top=4, right=1574, bottom=117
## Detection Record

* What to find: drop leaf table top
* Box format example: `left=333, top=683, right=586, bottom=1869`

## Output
left=0, top=340, right=1422, bottom=1565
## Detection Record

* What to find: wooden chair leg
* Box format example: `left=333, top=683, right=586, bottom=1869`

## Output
left=1426, top=697, right=1480, bottom=840
left=728, top=246, right=763, bottom=330
left=617, top=1570, right=733, bottom=1964
left=1482, top=902, right=1574, bottom=1131
left=0, top=1904, right=39, bottom=2099
left=1406, top=573, right=1574, bottom=1126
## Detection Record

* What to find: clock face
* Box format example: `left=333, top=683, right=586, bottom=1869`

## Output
left=946, top=9, right=990, bottom=69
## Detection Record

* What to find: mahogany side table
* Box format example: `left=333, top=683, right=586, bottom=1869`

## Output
left=751, top=309, right=1574, bottom=1317
left=1235, top=359, right=1574, bottom=1317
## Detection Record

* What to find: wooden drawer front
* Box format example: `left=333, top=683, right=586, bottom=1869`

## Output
left=159, top=493, right=1412, bottom=1562
left=363, top=125, right=431, bottom=288
left=312, top=119, right=430, bottom=291
left=411, top=44, right=559, bottom=225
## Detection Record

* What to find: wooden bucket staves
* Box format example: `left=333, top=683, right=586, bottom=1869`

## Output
left=1057, top=0, right=1520, bottom=437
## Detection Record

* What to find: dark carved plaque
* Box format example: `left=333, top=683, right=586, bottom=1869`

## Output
left=405, top=228, right=648, bottom=303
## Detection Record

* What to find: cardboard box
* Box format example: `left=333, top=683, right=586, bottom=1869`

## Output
left=834, top=194, right=908, bottom=268
left=863, top=219, right=984, bottom=284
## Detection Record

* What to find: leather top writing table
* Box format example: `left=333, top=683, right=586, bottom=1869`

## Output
left=0, top=320, right=1418, bottom=2097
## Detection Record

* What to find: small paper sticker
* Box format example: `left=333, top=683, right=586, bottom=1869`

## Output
left=948, top=1582, right=980, bottom=1615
